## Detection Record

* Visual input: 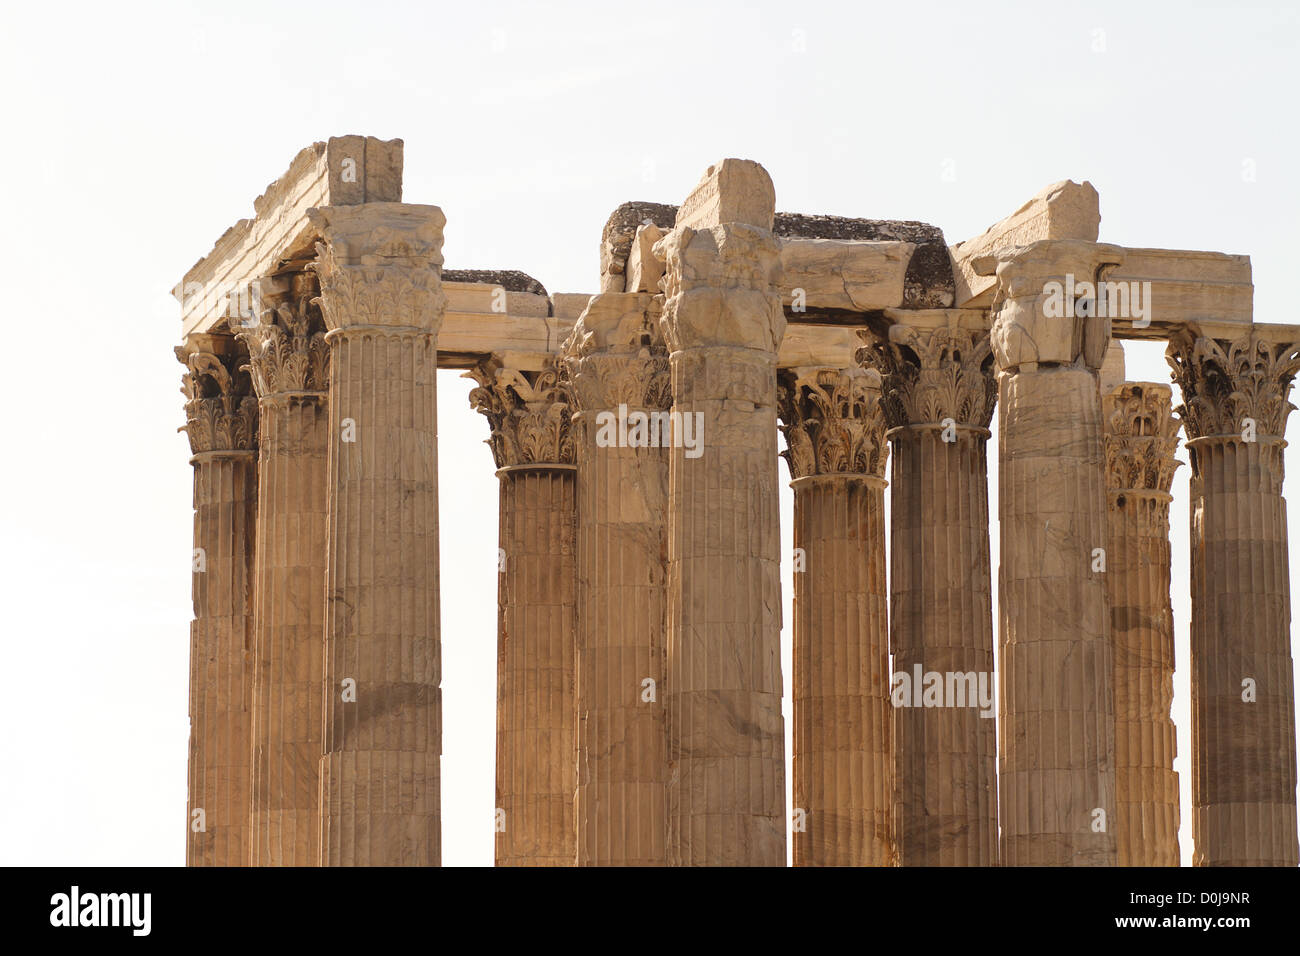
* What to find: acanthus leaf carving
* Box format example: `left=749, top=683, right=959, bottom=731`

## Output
left=177, top=341, right=258, bottom=454
left=857, top=325, right=997, bottom=430
left=1167, top=332, right=1300, bottom=440
left=307, top=205, right=448, bottom=334
left=562, top=294, right=672, bottom=412
left=777, top=366, right=888, bottom=480
left=312, top=257, right=447, bottom=333
left=1103, top=383, right=1182, bottom=495
left=567, top=351, right=672, bottom=413
left=467, top=359, right=576, bottom=468
left=237, top=273, right=330, bottom=397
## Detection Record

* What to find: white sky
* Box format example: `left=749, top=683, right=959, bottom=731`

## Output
left=0, top=0, right=1296, bottom=866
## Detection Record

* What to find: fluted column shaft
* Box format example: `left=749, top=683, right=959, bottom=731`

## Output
left=891, top=429, right=997, bottom=864
left=468, top=357, right=578, bottom=866
left=496, top=466, right=577, bottom=865
left=319, top=329, right=441, bottom=865
left=643, top=159, right=787, bottom=864
left=240, top=275, right=330, bottom=866
left=188, top=455, right=257, bottom=866
left=999, top=368, right=1115, bottom=865
left=793, top=476, right=889, bottom=864
left=1168, top=331, right=1300, bottom=866
left=667, top=348, right=784, bottom=865
left=1186, top=440, right=1297, bottom=864
left=863, top=318, right=999, bottom=866
left=986, top=240, right=1122, bottom=866
left=780, top=365, right=891, bottom=866
left=1103, top=383, right=1180, bottom=866
left=312, top=203, right=446, bottom=866
left=565, top=292, right=671, bottom=866
left=179, top=337, right=259, bottom=866
left=249, top=396, right=327, bottom=864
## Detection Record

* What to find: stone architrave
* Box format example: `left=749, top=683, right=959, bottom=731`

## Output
left=777, top=365, right=891, bottom=866
left=468, top=356, right=578, bottom=866
left=656, top=159, right=788, bottom=866
left=237, top=271, right=330, bottom=866
left=980, top=239, right=1123, bottom=866
left=1167, top=330, right=1300, bottom=867
left=1102, top=382, right=1181, bottom=867
left=178, top=334, right=259, bottom=866
left=778, top=239, right=914, bottom=312
left=860, top=312, right=999, bottom=867
left=563, top=292, right=672, bottom=866
left=309, top=203, right=447, bottom=867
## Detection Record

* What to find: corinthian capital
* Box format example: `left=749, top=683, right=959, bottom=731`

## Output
left=1166, top=330, right=1300, bottom=440
left=307, top=203, right=448, bottom=334
left=467, top=357, right=576, bottom=468
left=177, top=334, right=258, bottom=455
left=656, top=225, right=784, bottom=354
left=777, top=366, right=888, bottom=480
left=1103, top=383, right=1182, bottom=493
left=655, top=160, right=784, bottom=355
left=562, top=292, right=671, bottom=412
left=857, top=317, right=997, bottom=430
left=237, top=272, right=329, bottom=397
left=977, top=239, right=1125, bottom=372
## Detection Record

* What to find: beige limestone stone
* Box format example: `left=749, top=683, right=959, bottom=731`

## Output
left=860, top=316, right=999, bottom=866
left=655, top=224, right=785, bottom=353
left=1108, top=249, right=1253, bottom=339
left=778, top=326, right=864, bottom=369
left=1099, top=341, right=1126, bottom=394
left=175, top=138, right=1300, bottom=870
left=1103, top=382, right=1181, bottom=867
left=564, top=292, right=671, bottom=866
left=625, top=223, right=666, bottom=294
left=177, top=335, right=259, bottom=867
left=599, top=202, right=677, bottom=293
left=999, top=368, right=1117, bottom=866
left=435, top=299, right=954, bottom=373
left=674, top=158, right=776, bottom=231
left=1167, top=330, right=1300, bottom=867
left=438, top=282, right=574, bottom=369
left=312, top=202, right=446, bottom=866
left=468, top=358, right=578, bottom=866
left=990, top=243, right=1117, bottom=866
left=778, top=366, right=892, bottom=866
left=660, top=160, right=787, bottom=866
left=779, top=238, right=913, bottom=311
left=177, top=136, right=404, bottom=338
left=552, top=292, right=596, bottom=322
left=238, top=272, right=330, bottom=866
left=978, top=239, right=1125, bottom=371
left=951, top=180, right=1100, bottom=308
left=416, top=237, right=1256, bottom=374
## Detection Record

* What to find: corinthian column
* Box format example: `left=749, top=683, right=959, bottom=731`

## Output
left=980, top=239, right=1122, bottom=866
left=309, top=203, right=447, bottom=866
left=1102, top=382, right=1181, bottom=867
left=468, top=355, right=577, bottom=866
left=178, top=334, right=259, bottom=866
left=861, top=311, right=999, bottom=867
left=237, top=272, right=330, bottom=866
left=1167, top=329, right=1300, bottom=867
left=563, top=293, right=672, bottom=866
left=778, top=365, right=891, bottom=866
left=657, top=159, right=787, bottom=866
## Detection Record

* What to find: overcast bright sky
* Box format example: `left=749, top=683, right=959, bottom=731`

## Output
left=0, top=0, right=1296, bottom=866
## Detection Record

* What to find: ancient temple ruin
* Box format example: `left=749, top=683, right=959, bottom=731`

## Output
left=175, top=135, right=1299, bottom=867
